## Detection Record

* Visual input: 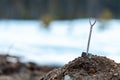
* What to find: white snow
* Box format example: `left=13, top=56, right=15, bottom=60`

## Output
left=0, top=19, right=120, bottom=65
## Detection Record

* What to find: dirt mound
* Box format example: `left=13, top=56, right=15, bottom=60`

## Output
left=40, top=53, right=120, bottom=80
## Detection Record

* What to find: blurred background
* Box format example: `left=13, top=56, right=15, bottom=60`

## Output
left=0, top=0, right=120, bottom=66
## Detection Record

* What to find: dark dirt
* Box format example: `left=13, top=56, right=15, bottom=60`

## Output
left=0, top=54, right=58, bottom=80
left=0, top=53, right=120, bottom=80
left=40, top=53, right=120, bottom=80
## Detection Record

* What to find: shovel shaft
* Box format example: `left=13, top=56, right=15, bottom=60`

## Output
left=86, top=26, right=93, bottom=55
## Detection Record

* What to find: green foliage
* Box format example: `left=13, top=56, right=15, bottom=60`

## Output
left=99, top=9, right=113, bottom=19
left=40, top=14, right=55, bottom=26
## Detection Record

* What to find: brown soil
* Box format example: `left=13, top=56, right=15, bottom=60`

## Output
left=40, top=53, right=120, bottom=80
left=0, top=53, right=120, bottom=80
left=0, top=54, right=58, bottom=80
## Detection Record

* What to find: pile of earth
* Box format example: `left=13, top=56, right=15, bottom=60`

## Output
left=40, top=53, right=120, bottom=80
left=0, top=54, right=58, bottom=80
left=0, top=53, right=120, bottom=80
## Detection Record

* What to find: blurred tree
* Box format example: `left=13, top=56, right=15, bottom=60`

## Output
left=98, top=9, right=113, bottom=31
left=99, top=9, right=113, bottom=19
left=0, top=0, right=120, bottom=19
left=86, top=0, right=102, bottom=18
left=40, top=14, right=54, bottom=29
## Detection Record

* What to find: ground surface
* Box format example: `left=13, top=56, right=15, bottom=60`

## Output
left=0, top=54, right=120, bottom=80
left=0, top=54, right=58, bottom=80
left=40, top=54, right=120, bottom=80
